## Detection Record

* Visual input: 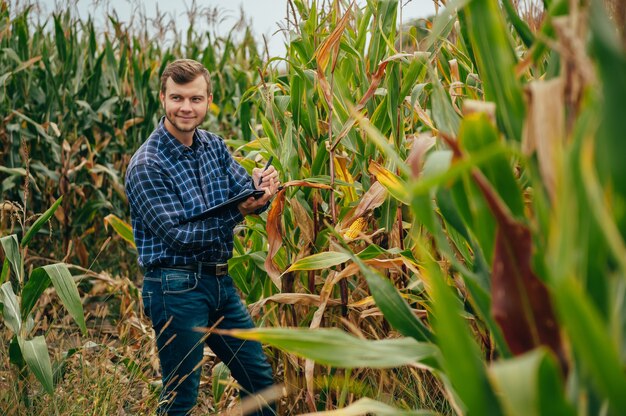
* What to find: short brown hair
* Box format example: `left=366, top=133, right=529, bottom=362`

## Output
left=160, top=59, right=212, bottom=96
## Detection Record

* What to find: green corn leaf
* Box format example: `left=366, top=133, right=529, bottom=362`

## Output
left=21, top=196, right=63, bottom=247
left=501, top=0, right=535, bottom=48
left=260, top=114, right=280, bottom=152
left=589, top=0, right=626, bottom=237
left=9, top=335, right=25, bottom=369
left=430, top=67, right=461, bottom=136
left=554, top=278, right=626, bottom=412
left=285, top=252, right=351, bottom=273
left=53, top=14, right=67, bottom=66
left=223, top=327, right=440, bottom=370
left=415, top=191, right=511, bottom=357
left=426, top=0, right=472, bottom=53
left=21, top=267, right=52, bottom=320
left=0, top=234, right=22, bottom=283
left=351, top=254, right=434, bottom=343
left=104, top=213, right=136, bottom=249
left=368, top=0, right=398, bottom=72
left=290, top=73, right=303, bottom=130
left=0, top=282, right=21, bottom=333
left=0, top=259, right=9, bottom=285
left=19, top=336, right=54, bottom=394
left=41, top=264, right=86, bottom=335
left=489, top=349, right=575, bottom=416
left=460, top=113, right=525, bottom=218
left=421, top=253, right=503, bottom=415
left=212, top=362, right=231, bottom=406
left=301, top=398, right=436, bottom=416
left=463, top=0, right=526, bottom=141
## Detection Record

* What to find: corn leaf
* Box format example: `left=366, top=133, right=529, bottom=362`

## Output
left=0, top=234, right=22, bottom=283
left=500, top=0, right=535, bottom=48
left=19, top=336, right=54, bottom=394
left=21, top=267, right=52, bottom=320
left=0, top=282, right=21, bottom=333
left=103, top=213, right=136, bottom=249
left=472, top=171, right=565, bottom=368
left=368, top=161, right=410, bottom=205
left=285, top=252, right=351, bottom=273
left=489, top=349, right=575, bottom=416
left=421, top=253, right=503, bottom=415
left=460, top=113, right=524, bottom=218
left=40, top=264, right=87, bottom=335
left=212, top=362, right=231, bottom=406
left=589, top=0, right=626, bottom=237
left=554, top=279, right=626, bottom=412
left=222, top=327, right=440, bottom=370
left=0, top=259, right=9, bottom=285
left=462, top=0, right=526, bottom=141
left=300, top=398, right=436, bottom=416
left=21, top=196, right=63, bottom=247
left=351, top=254, right=434, bottom=343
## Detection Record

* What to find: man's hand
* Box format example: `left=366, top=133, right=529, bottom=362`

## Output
left=239, top=166, right=280, bottom=216
left=252, top=165, right=279, bottom=191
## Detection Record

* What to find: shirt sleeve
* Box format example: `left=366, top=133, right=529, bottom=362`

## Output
left=219, top=140, right=270, bottom=216
left=126, top=163, right=234, bottom=251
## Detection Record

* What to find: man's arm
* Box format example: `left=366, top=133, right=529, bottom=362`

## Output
left=217, top=139, right=274, bottom=216
left=127, top=163, right=240, bottom=250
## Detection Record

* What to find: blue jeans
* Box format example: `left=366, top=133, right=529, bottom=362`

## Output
left=142, top=267, right=276, bottom=416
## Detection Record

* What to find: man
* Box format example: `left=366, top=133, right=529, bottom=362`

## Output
left=125, top=59, right=278, bottom=415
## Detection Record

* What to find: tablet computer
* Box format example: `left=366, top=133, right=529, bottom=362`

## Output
left=183, top=188, right=265, bottom=223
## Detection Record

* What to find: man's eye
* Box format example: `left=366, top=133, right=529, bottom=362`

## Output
left=171, top=96, right=181, bottom=101
left=192, top=98, right=203, bottom=103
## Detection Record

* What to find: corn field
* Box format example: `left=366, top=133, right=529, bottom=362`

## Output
left=1, top=0, right=626, bottom=414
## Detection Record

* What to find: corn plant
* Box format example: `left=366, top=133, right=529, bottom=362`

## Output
left=0, top=196, right=87, bottom=408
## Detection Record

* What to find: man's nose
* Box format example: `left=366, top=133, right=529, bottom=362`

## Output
left=180, top=99, right=192, bottom=111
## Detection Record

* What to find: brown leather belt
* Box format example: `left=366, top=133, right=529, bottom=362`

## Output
left=147, top=262, right=229, bottom=276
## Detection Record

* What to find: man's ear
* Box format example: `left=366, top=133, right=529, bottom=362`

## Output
left=159, top=91, right=165, bottom=106
left=207, top=93, right=213, bottom=110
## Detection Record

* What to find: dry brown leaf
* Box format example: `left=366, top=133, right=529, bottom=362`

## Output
left=473, top=171, right=567, bottom=373
left=264, top=188, right=286, bottom=289
left=522, top=78, right=565, bottom=199
left=317, top=70, right=334, bottom=108
left=264, top=181, right=332, bottom=289
left=289, top=198, right=315, bottom=245
left=352, top=181, right=387, bottom=220
left=314, top=2, right=353, bottom=72
left=123, top=117, right=144, bottom=131
left=248, top=293, right=341, bottom=318
left=281, top=180, right=332, bottom=190
left=411, top=98, right=437, bottom=131
left=406, top=133, right=436, bottom=179
left=339, top=181, right=388, bottom=229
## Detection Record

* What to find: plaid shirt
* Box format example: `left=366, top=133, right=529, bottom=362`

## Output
left=125, top=118, right=255, bottom=267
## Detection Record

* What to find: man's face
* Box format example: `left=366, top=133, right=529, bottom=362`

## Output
left=160, top=76, right=211, bottom=136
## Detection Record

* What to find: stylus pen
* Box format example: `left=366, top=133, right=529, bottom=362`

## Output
left=258, top=155, right=273, bottom=186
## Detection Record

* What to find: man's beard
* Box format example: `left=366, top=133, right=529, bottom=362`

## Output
left=162, top=101, right=207, bottom=133
left=164, top=113, right=204, bottom=133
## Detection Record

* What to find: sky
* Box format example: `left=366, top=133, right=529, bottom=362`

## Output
left=35, top=0, right=437, bottom=57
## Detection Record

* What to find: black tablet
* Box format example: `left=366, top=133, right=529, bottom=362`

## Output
left=183, top=188, right=266, bottom=223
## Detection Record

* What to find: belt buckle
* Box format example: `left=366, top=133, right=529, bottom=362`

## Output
left=216, top=263, right=228, bottom=276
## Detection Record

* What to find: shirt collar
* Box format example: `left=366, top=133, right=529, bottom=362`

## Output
left=157, top=116, right=210, bottom=159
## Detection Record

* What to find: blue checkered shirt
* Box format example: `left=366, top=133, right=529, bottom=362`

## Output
left=125, top=118, right=255, bottom=268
